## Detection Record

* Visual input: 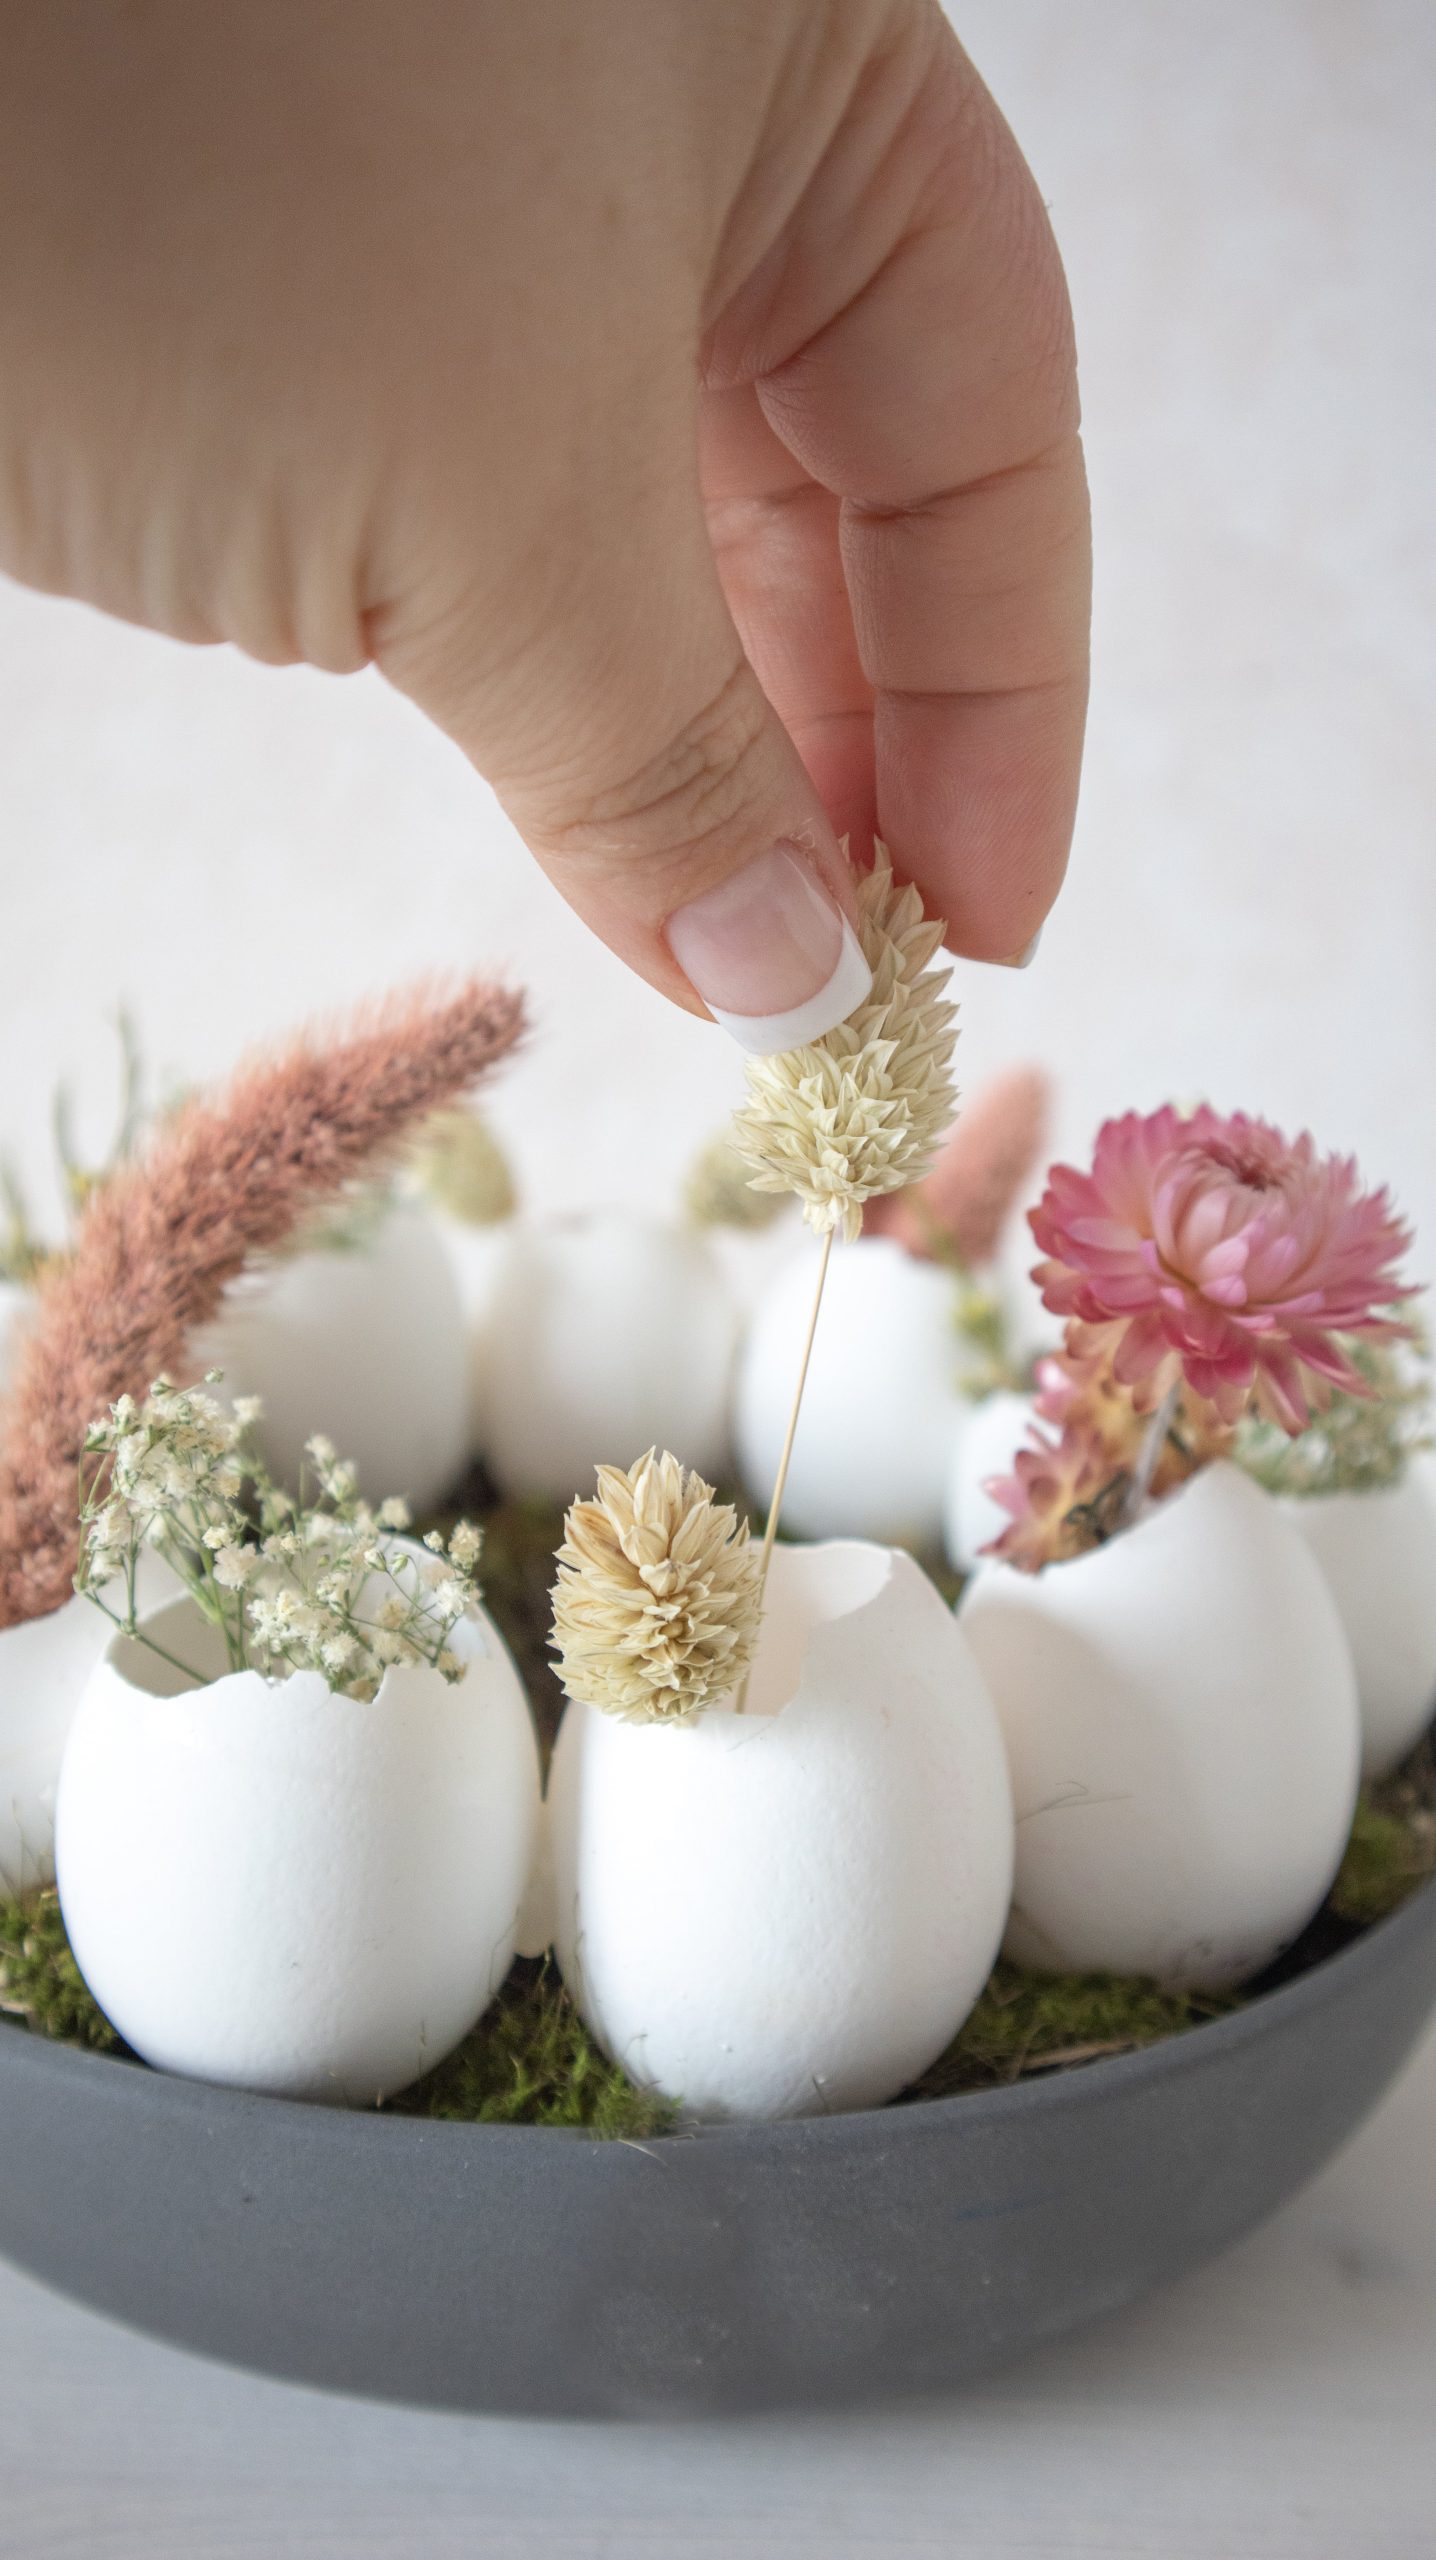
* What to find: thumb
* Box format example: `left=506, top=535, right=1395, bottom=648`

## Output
left=380, top=485, right=872, bottom=1054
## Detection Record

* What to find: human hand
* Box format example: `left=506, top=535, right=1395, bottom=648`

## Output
left=0, top=1, right=1089, bottom=1049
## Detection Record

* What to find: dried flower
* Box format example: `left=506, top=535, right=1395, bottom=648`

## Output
left=410, top=1107, right=518, bottom=1227
left=1238, top=1333, right=1434, bottom=1498
left=729, top=843, right=958, bottom=1242
left=865, top=1064, right=1049, bottom=1266
left=984, top=1415, right=1129, bottom=1572
left=0, top=977, right=523, bottom=1631
left=551, top=1449, right=762, bottom=1725
left=1031, top=1107, right=1414, bottom=1432
left=681, top=1129, right=788, bottom=1233
left=74, top=1374, right=486, bottom=1699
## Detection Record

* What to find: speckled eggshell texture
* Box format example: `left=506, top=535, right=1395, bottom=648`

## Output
left=735, top=1238, right=967, bottom=1547
left=942, top=1390, right=1036, bottom=1574
left=547, top=1539, right=1015, bottom=2123
left=960, top=1462, right=1361, bottom=1989
left=204, top=1201, right=470, bottom=1516
left=55, top=1593, right=541, bottom=2102
left=1284, top=1459, right=1436, bottom=1778
left=476, top=1213, right=740, bottom=1499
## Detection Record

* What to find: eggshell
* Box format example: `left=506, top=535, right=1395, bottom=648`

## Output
left=55, top=1591, right=541, bottom=2102
left=0, top=1555, right=176, bottom=1897
left=0, top=1277, right=30, bottom=1402
left=734, top=1238, right=966, bottom=1546
left=477, top=1213, right=740, bottom=1499
left=1283, top=1460, right=1436, bottom=1778
left=960, top=1462, right=1361, bottom=1988
left=942, top=1390, right=1036, bottom=1574
left=205, top=1201, right=470, bottom=1514
left=548, top=1539, right=1014, bottom=2122
left=433, top=1215, right=515, bottom=1444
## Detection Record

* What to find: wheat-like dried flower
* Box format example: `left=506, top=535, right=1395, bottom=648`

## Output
left=681, top=1129, right=788, bottom=1232
left=729, top=844, right=958, bottom=1241
left=551, top=1449, right=763, bottom=1725
left=411, top=1107, right=518, bottom=1226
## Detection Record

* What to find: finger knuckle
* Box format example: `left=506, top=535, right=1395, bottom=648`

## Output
left=544, top=659, right=773, bottom=864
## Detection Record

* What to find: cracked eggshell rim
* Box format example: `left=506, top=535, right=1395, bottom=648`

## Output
left=548, top=1538, right=1015, bottom=2123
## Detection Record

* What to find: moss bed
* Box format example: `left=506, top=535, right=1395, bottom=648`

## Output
left=3, top=1489, right=1433, bottom=2136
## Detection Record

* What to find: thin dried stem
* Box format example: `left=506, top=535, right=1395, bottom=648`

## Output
left=736, top=1226, right=835, bottom=1713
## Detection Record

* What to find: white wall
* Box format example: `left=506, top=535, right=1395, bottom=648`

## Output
left=1, top=0, right=1433, bottom=1270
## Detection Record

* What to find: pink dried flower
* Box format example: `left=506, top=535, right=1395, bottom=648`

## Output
left=984, top=1414, right=1122, bottom=1572
left=1030, top=1107, right=1414, bottom=1433
left=865, top=1064, right=1049, bottom=1265
left=0, top=979, right=523, bottom=1630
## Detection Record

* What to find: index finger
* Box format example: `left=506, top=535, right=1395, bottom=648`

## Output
left=749, top=31, right=1090, bottom=963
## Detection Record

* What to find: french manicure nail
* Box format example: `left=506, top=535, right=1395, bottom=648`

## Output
left=1000, top=927, right=1044, bottom=970
left=665, top=843, right=872, bottom=1056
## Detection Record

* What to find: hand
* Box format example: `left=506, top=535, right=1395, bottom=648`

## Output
left=0, top=2, right=1089, bottom=1047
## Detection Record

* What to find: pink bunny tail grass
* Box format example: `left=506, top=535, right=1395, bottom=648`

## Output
left=865, top=1064, right=1050, bottom=1266
left=0, top=978, right=524, bottom=1629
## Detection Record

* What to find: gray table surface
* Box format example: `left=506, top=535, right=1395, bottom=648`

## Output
left=0, top=2019, right=1431, bottom=2560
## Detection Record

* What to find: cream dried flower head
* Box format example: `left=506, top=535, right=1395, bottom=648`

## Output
left=551, top=1449, right=763, bottom=1725
left=410, top=1106, right=517, bottom=1226
left=729, top=843, right=959, bottom=1240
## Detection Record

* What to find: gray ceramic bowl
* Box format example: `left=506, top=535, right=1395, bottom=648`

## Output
left=2, top=1880, right=1434, bottom=2420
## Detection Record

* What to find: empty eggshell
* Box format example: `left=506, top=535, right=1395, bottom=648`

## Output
left=548, top=1539, right=1014, bottom=2122
left=55, top=1590, right=541, bottom=2102
left=0, top=1277, right=30, bottom=1403
left=204, top=1201, right=470, bottom=1515
left=960, top=1461, right=1361, bottom=1989
left=735, top=1238, right=966, bottom=1546
left=942, top=1390, right=1036, bottom=1574
left=1283, top=1459, right=1436, bottom=1778
left=476, top=1213, right=740, bottom=1499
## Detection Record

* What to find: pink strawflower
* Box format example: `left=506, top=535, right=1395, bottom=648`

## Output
left=1030, top=1107, right=1414, bottom=1433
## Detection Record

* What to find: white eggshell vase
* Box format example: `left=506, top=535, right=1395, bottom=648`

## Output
left=1284, top=1457, right=1436, bottom=1778
left=0, top=1555, right=175, bottom=1898
left=942, top=1389, right=1036, bottom=1575
left=475, top=1213, right=740, bottom=1499
left=735, top=1238, right=966, bottom=1547
left=960, top=1462, right=1361, bottom=1989
left=0, top=1277, right=31, bottom=1403
left=55, top=1592, right=541, bottom=2103
left=547, top=1540, right=1015, bottom=2122
left=205, top=1201, right=471, bottom=1516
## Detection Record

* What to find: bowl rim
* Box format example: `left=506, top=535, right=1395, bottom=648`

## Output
left=4, top=1869, right=1433, bottom=2160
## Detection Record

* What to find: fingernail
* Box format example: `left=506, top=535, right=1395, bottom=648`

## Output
left=998, top=927, right=1044, bottom=970
left=665, top=843, right=872, bottom=1056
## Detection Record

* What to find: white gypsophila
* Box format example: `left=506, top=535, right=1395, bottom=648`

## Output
left=75, top=1373, right=486, bottom=1703
left=730, top=841, right=959, bottom=1241
left=551, top=1448, right=763, bottom=1726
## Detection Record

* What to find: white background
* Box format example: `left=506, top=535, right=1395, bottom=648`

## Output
left=1, top=4, right=1434, bottom=2551
left=1, top=2, right=1433, bottom=1281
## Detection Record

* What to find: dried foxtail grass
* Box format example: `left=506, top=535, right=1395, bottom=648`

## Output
left=682, top=1129, right=788, bottom=1233
left=551, top=1449, right=762, bottom=1725
left=0, top=979, right=523, bottom=1630
left=730, top=843, right=958, bottom=1241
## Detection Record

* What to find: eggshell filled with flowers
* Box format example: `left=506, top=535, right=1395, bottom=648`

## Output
left=942, top=1390, right=1036, bottom=1575
left=549, top=1538, right=1014, bottom=2122
left=1283, top=1458, right=1436, bottom=1778
left=735, top=1237, right=965, bottom=1546
left=475, top=1212, right=740, bottom=1498
left=960, top=1463, right=1360, bottom=1988
left=56, top=1586, right=540, bottom=2102
left=0, top=1554, right=175, bottom=1897
left=204, top=1200, right=471, bottom=1515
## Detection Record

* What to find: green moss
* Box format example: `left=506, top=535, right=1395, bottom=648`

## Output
left=905, top=1961, right=1239, bottom=2100
left=393, top=1959, right=675, bottom=2138
left=0, top=1888, right=120, bottom=2053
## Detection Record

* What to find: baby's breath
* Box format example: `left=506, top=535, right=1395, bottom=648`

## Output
left=75, top=1376, right=485, bottom=1701
left=729, top=843, right=959, bottom=1241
